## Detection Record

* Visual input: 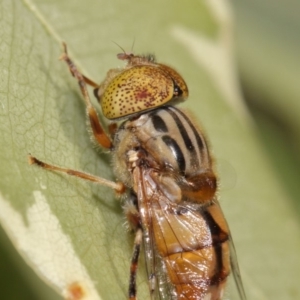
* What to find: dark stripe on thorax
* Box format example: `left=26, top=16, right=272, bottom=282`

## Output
left=150, top=113, right=168, bottom=132
left=162, top=136, right=186, bottom=172
left=172, top=107, right=205, bottom=151
left=164, top=107, right=195, bottom=153
left=166, top=106, right=208, bottom=171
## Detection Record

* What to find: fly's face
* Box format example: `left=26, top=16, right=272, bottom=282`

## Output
left=93, top=53, right=188, bottom=119
left=29, top=43, right=246, bottom=300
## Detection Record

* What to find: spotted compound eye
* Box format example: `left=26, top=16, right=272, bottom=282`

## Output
left=100, top=64, right=188, bottom=120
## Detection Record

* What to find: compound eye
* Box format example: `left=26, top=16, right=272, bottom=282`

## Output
left=101, top=65, right=175, bottom=119
left=158, top=64, right=189, bottom=99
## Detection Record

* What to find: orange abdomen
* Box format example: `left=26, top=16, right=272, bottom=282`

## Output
left=152, top=202, right=230, bottom=299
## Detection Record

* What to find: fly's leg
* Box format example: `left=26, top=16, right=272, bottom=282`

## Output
left=129, top=227, right=143, bottom=300
left=124, top=194, right=143, bottom=300
left=108, top=123, right=118, bottom=137
left=28, top=155, right=125, bottom=194
left=60, top=43, right=113, bottom=149
left=82, top=74, right=99, bottom=88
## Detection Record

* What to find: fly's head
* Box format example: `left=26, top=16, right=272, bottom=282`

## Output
left=94, top=53, right=189, bottom=120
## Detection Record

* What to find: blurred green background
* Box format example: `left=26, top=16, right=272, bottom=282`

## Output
left=231, top=0, right=300, bottom=211
left=1, top=0, right=300, bottom=299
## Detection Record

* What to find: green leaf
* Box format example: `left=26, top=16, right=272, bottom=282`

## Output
left=1, top=1, right=300, bottom=300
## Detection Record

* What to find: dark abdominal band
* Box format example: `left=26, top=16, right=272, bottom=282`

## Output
left=202, top=208, right=229, bottom=285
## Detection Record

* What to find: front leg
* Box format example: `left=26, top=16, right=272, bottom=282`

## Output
left=60, top=43, right=113, bottom=149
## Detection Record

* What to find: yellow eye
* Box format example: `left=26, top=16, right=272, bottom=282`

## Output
left=100, top=64, right=188, bottom=120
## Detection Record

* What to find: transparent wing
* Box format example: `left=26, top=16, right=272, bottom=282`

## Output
left=134, top=167, right=246, bottom=300
left=213, top=200, right=247, bottom=300
left=228, top=234, right=247, bottom=300
left=133, top=167, right=173, bottom=299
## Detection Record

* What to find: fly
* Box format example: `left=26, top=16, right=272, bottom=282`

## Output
left=29, top=43, right=246, bottom=300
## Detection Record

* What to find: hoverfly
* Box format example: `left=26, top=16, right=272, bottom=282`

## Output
left=29, top=43, right=247, bottom=300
